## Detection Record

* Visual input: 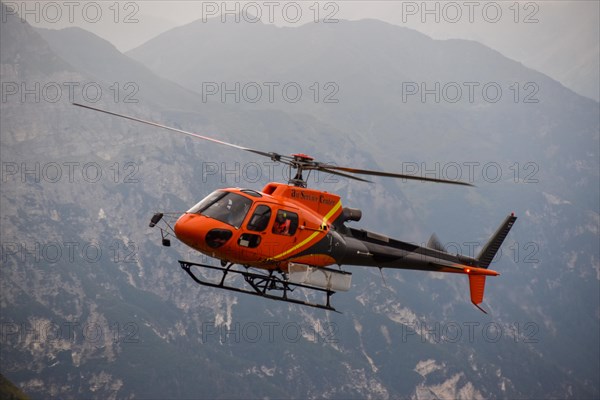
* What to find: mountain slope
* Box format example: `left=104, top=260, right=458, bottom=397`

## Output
left=35, top=26, right=201, bottom=112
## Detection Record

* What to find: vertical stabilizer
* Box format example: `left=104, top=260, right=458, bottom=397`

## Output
left=469, top=275, right=488, bottom=313
left=477, top=214, right=517, bottom=268
left=469, top=213, right=517, bottom=313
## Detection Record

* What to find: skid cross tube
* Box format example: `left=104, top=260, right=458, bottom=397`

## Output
left=179, top=260, right=339, bottom=312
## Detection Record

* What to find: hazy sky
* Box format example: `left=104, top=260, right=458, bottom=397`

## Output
left=12, top=1, right=596, bottom=50
left=11, top=0, right=600, bottom=100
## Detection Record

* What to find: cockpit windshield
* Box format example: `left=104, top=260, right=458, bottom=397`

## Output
left=187, top=191, right=225, bottom=214
left=187, top=191, right=252, bottom=229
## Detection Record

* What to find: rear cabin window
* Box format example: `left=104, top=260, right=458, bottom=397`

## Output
left=272, top=210, right=299, bottom=236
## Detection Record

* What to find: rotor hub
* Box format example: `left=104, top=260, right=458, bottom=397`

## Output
left=291, top=153, right=314, bottom=162
left=288, top=154, right=316, bottom=187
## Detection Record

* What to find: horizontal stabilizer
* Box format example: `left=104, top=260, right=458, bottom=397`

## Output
left=477, top=214, right=517, bottom=268
left=427, top=233, right=447, bottom=252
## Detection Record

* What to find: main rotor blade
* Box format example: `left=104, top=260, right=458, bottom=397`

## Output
left=73, top=103, right=276, bottom=159
left=319, top=165, right=474, bottom=186
left=318, top=167, right=372, bottom=183
left=73, top=103, right=474, bottom=187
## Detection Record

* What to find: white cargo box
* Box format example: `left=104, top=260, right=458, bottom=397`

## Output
left=287, top=263, right=352, bottom=292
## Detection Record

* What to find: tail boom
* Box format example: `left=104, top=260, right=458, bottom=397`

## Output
left=336, top=213, right=516, bottom=312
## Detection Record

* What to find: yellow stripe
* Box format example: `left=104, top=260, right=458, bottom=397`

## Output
left=323, top=200, right=343, bottom=223
left=269, top=201, right=342, bottom=261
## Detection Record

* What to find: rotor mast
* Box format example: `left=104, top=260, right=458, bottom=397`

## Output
left=289, top=153, right=314, bottom=187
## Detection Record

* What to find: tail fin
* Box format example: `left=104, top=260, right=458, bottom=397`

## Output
left=476, top=213, right=517, bottom=268
left=427, top=233, right=447, bottom=252
left=469, top=213, right=517, bottom=313
left=469, top=275, right=488, bottom=313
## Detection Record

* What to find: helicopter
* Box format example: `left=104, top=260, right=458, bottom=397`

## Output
left=74, top=102, right=516, bottom=313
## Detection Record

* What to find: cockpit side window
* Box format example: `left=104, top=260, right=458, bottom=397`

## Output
left=247, top=205, right=272, bottom=232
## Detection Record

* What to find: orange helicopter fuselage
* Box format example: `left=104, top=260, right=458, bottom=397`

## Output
left=174, top=182, right=344, bottom=270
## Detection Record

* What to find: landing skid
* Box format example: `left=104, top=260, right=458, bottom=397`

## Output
left=179, top=260, right=339, bottom=312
